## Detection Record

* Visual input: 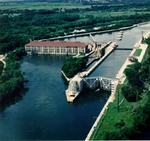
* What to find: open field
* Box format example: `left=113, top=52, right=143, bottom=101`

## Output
left=80, top=10, right=150, bottom=18
left=133, top=49, right=142, bottom=56
left=90, top=84, right=147, bottom=140
left=0, top=2, right=90, bottom=10
left=90, top=84, right=135, bottom=139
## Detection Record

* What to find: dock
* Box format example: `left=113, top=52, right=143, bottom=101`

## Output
left=117, top=30, right=124, bottom=41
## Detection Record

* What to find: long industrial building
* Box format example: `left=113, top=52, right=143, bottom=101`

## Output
left=25, top=41, right=88, bottom=55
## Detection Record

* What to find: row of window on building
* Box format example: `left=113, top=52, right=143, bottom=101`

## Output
left=25, top=46, right=87, bottom=55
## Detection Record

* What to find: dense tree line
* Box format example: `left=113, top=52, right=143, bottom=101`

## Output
left=0, top=48, right=28, bottom=109
left=62, top=56, right=87, bottom=78
left=122, top=61, right=143, bottom=102
left=0, top=61, right=4, bottom=76
left=91, top=3, right=150, bottom=12
left=1, top=4, right=150, bottom=54
left=121, top=37, right=150, bottom=102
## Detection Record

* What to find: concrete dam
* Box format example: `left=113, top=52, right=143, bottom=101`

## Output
left=66, top=74, right=114, bottom=102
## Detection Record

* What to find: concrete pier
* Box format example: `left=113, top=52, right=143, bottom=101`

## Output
left=65, top=74, right=83, bottom=102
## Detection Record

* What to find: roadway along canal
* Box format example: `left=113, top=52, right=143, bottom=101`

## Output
left=0, top=23, right=150, bottom=140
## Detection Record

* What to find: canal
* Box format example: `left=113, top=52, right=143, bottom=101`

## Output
left=0, top=23, right=149, bottom=140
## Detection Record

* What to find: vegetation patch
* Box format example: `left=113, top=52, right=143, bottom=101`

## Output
left=0, top=48, right=28, bottom=112
left=62, top=56, right=87, bottom=78
left=133, top=48, right=142, bottom=56
left=0, top=61, right=4, bottom=75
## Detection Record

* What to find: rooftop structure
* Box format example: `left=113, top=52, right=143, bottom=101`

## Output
left=25, top=41, right=88, bottom=55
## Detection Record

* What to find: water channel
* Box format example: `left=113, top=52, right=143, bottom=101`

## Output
left=0, top=23, right=150, bottom=140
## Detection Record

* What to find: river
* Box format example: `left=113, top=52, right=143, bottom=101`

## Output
left=0, top=23, right=149, bottom=140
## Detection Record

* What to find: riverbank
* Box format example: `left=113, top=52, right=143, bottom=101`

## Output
left=39, top=25, right=137, bottom=41
left=85, top=31, right=150, bottom=140
left=38, top=21, right=150, bottom=43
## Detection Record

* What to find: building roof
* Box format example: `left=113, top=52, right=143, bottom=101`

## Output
left=25, top=41, right=87, bottom=47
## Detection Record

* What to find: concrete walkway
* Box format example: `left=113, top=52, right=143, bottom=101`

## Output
left=85, top=32, right=150, bottom=141
left=0, top=55, right=6, bottom=69
left=116, top=32, right=149, bottom=84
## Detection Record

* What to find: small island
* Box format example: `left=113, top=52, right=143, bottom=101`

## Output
left=61, top=56, right=87, bottom=79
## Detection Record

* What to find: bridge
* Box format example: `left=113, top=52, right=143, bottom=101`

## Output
left=66, top=74, right=115, bottom=102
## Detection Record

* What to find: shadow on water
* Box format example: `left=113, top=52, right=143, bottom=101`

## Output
left=24, top=54, right=67, bottom=64
left=73, top=89, right=111, bottom=106
left=0, top=87, right=29, bottom=113
left=61, top=73, right=69, bottom=86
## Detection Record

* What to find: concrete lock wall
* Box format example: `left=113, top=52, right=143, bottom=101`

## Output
left=82, top=78, right=100, bottom=90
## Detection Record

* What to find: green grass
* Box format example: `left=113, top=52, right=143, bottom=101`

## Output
left=90, top=85, right=136, bottom=140
left=80, top=10, right=150, bottom=18
left=0, top=2, right=90, bottom=10
left=133, top=49, right=142, bottom=56
left=90, top=38, right=150, bottom=140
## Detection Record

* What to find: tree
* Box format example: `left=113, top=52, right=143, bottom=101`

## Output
left=103, top=131, right=122, bottom=140
left=121, top=85, right=137, bottom=102
left=62, top=56, right=87, bottom=78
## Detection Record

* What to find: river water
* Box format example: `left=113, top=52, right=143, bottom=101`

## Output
left=0, top=24, right=150, bottom=140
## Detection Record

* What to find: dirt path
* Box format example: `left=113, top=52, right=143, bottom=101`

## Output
left=0, top=55, right=6, bottom=69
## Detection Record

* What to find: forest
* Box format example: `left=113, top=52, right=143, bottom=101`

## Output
left=1, top=2, right=150, bottom=54
left=0, top=47, right=28, bottom=110
left=62, top=56, right=87, bottom=78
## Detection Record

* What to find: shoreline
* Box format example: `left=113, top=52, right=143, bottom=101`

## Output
left=39, top=21, right=150, bottom=42
left=61, top=70, right=70, bottom=82
left=39, top=25, right=137, bottom=41
left=85, top=31, right=150, bottom=141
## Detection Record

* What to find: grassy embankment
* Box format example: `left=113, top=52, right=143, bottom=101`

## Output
left=133, top=49, right=142, bottom=56
left=90, top=40, right=149, bottom=140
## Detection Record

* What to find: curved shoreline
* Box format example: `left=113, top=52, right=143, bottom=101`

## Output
left=85, top=31, right=150, bottom=141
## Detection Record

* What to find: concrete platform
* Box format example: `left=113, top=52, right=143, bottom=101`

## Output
left=66, top=90, right=80, bottom=102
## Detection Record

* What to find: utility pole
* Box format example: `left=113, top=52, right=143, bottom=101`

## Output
left=117, top=84, right=119, bottom=112
left=116, top=78, right=120, bottom=112
left=136, top=90, right=138, bottom=102
left=142, top=31, right=144, bottom=42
